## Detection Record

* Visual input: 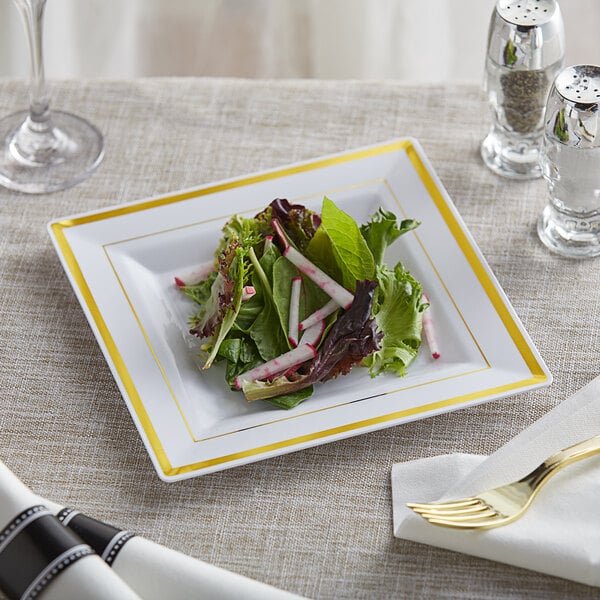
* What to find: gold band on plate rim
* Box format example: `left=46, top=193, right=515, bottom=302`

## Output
left=49, top=139, right=548, bottom=478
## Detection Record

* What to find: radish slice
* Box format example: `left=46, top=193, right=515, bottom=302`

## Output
left=173, top=261, right=215, bottom=287
left=288, top=277, right=302, bottom=347
left=422, top=293, right=440, bottom=359
left=283, top=246, right=354, bottom=310
left=271, top=219, right=289, bottom=250
left=299, top=298, right=339, bottom=331
left=281, top=362, right=303, bottom=379
left=234, top=344, right=317, bottom=390
left=263, top=235, right=274, bottom=254
left=242, top=286, right=256, bottom=301
left=299, top=319, right=326, bottom=347
left=271, top=217, right=353, bottom=309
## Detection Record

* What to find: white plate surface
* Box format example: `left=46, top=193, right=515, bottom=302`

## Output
left=48, top=139, right=551, bottom=481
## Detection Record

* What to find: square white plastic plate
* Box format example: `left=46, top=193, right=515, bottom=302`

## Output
left=48, top=138, right=551, bottom=481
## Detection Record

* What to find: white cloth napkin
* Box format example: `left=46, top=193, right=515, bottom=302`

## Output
left=0, top=462, right=142, bottom=600
left=0, top=461, right=305, bottom=600
left=41, top=499, right=306, bottom=600
left=392, top=374, right=600, bottom=587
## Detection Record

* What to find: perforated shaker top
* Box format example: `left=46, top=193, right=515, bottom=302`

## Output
left=555, top=65, right=600, bottom=106
left=497, top=0, right=557, bottom=26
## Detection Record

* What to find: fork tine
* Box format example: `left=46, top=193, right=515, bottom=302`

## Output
left=424, top=515, right=508, bottom=529
left=417, top=507, right=498, bottom=521
left=413, top=504, right=494, bottom=519
left=406, top=498, right=479, bottom=510
left=407, top=499, right=485, bottom=515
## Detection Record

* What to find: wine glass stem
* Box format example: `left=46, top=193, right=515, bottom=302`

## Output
left=14, top=0, right=50, bottom=128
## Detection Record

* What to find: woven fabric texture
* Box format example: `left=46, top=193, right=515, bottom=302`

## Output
left=0, top=78, right=599, bottom=599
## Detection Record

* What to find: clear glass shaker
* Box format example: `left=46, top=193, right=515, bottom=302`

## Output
left=537, top=65, right=600, bottom=258
left=481, top=0, right=565, bottom=179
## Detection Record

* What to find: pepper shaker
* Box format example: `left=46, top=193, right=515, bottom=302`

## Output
left=481, top=0, right=565, bottom=179
left=537, top=64, right=600, bottom=258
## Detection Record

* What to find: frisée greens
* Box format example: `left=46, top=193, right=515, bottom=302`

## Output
left=177, top=197, right=427, bottom=409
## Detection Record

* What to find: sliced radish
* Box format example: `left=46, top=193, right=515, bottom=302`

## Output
left=234, top=344, right=317, bottom=390
left=263, top=235, right=274, bottom=254
left=288, top=276, right=302, bottom=347
left=242, top=286, right=256, bottom=301
left=299, top=319, right=326, bottom=347
left=173, top=261, right=215, bottom=287
left=271, top=217, right=353, bottom=308
left=299, top=298, right=339, bottom=331
left=422, top=293, right=440, bottom=359
left=271, top=219, right=289, bottom=250
left=281, top=363, right=303, bottom=379
left=283, top=246, right=354, bottom=309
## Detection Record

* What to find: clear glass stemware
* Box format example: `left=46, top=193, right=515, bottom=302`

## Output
left=0, top=0, right=104, bottom=194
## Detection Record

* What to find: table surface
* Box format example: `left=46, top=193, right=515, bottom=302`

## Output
left=1, top=78, right=599, bottom=600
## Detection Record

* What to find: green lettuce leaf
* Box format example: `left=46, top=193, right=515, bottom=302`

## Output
left=183, top=270, right=222, bottom=336
left=363, top=263, right=426, bottom=377
left=215, top=210, right=272, bottom=260
left=360, top=209, right=419, bottom=266
left=203, top=246, right=248, bottom=368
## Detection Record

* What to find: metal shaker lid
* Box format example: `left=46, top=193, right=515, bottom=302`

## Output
left=555, top=64, right=600, bottom=106
left=497, top=0, right=557, bottom=26
left=487, top=0, right=565, bottom=70
left=545, top=65, right=600, bottom=147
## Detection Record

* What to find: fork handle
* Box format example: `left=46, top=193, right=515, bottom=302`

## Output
left=524, top=433, right=600, bottom=489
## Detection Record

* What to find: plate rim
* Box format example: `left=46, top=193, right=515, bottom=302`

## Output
left=47, top=138, right=551, bottom=480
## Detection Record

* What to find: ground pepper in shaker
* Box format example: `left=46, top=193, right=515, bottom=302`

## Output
left=481, top=0, right=565, bottom=179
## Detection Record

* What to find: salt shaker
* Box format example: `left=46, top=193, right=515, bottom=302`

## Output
left=537, top=65, right=600, bottom=258
left=481, top=0, right=565, bottom=179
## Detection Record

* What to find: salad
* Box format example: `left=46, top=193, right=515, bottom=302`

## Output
left=176, top=197, right=429, bottom=409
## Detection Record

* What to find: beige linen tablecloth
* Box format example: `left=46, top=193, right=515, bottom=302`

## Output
left=0, top=78, right=599, bottom=599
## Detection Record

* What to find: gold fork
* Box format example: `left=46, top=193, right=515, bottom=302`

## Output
left=406, top=433, right=600, bottom=529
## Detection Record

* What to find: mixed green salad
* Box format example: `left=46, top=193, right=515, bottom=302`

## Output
left=176, top=197, right=428, bottom=409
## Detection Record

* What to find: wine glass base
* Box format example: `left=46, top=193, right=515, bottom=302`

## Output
left=0, top=110, right=104, bottom=194
left=537, top=208, right=600, bottom=259
left=481, top=130, right=542, bottom=180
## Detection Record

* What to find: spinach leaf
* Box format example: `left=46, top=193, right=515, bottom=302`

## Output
left=218, top=336, right=263, bottom=389
left=263, top=386, right=314, bottom=409
left=247, top=245, right=289, bottom=361
left=306, top=197, right=375, bottom=291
